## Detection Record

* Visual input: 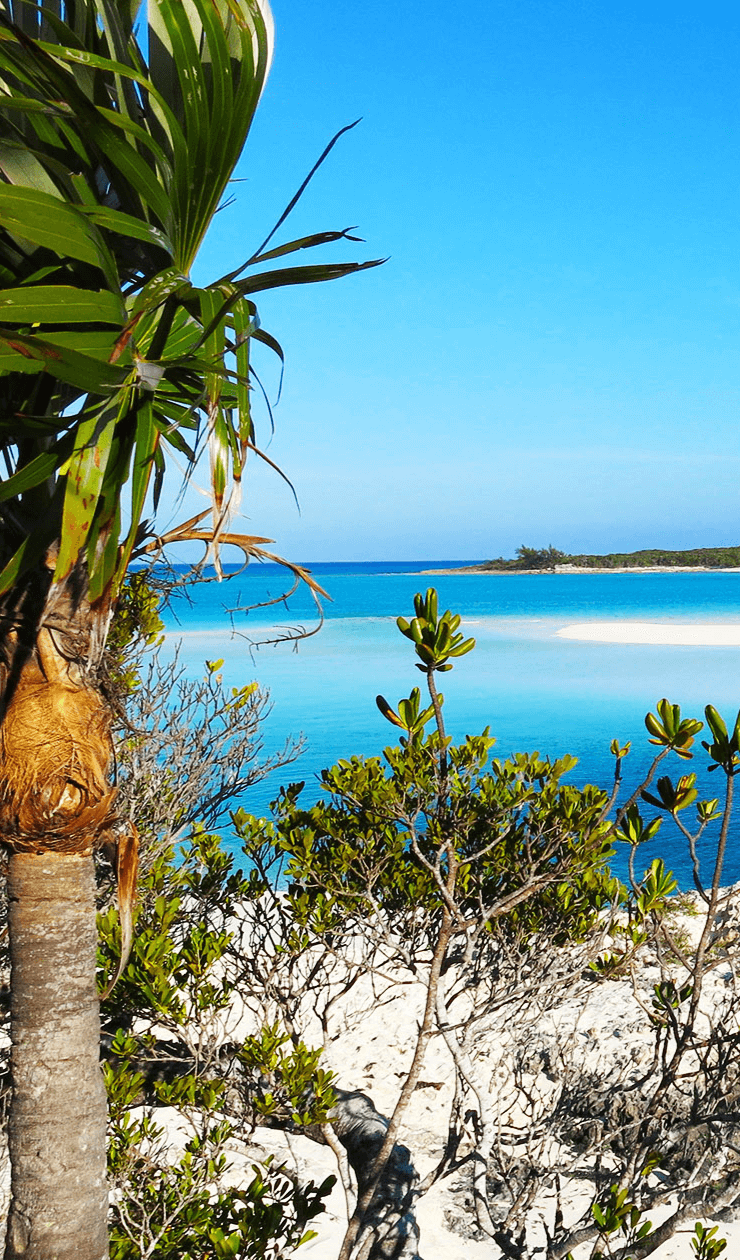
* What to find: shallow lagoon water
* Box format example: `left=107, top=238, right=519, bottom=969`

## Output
left=161, top=565, right=740, bottom=887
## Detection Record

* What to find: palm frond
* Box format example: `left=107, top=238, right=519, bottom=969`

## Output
left=0, top=0, right=383, bottom=608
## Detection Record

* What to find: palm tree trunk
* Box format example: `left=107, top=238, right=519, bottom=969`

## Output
left=0, top=591, right=115, bottom=1260
left=4, top=852, right=108, bottom=1260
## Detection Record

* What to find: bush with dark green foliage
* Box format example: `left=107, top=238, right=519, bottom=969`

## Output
left=86, top=580, right=737, bottom=1259
left=266, top=586, right=620, bottom=953
left=99, top=829, right=337, bottom=1260
left=481, top=544, right=568, bottom=570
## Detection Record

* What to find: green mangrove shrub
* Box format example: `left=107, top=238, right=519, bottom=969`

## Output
left=99, top=829, right=337, bottom=1259
left=94, top=584, right=736, bottom=1259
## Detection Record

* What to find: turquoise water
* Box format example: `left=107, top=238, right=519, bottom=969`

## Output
left=161, top=564, right=740, bottom=887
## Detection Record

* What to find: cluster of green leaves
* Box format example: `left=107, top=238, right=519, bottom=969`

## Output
left=565, top=1188, right=727, bottom=1260
left=99, top=828, right=336, bottom=1257
left=394, top=587, right=476, bottom=674
left=109, top=1120, right=331, bottom=1260
left=701, top=705, right=740, bottom=775
left=480, top=545, right=568, bottom=571
left=632, top=858, right=678, bottom=916
left=239, top=1023, right=336, bottom=1129
left=644, top=698, right=704, bottom=761
left=263, top=741, right=620, bottom=949
left=590, top=1182, right=653, bottom=1254
left=103, top=570, right=166, bottom=698
left=233, top=592, right=622, bottom=958
left=692, top=1222, right=728, bottom=1260
left=649, top=976, right=693, bottom=1027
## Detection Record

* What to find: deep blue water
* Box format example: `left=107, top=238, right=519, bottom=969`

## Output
left=160, top=563, right=740, bottom=888
left=164, top=561, right=740, bottom=627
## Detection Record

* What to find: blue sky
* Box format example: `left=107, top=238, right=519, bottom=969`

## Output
left=185, top=0, right=740, bottom=562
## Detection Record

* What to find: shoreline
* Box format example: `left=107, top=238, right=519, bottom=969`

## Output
left=422, top=565, right=740, bottom=576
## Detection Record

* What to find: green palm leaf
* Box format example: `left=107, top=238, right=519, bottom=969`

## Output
left=0, top=0, right=384, bottom=608
left=0, top=185, right=118, bottom=284
left=0, top=285, right=125, bottom=324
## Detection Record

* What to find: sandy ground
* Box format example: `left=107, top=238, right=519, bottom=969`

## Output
left=557, top=621, right=740, bottom=645
left=189, top=893, right=740, bottom=1260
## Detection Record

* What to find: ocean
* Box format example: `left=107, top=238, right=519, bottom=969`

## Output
left=160, top=563, right=740, bottom=887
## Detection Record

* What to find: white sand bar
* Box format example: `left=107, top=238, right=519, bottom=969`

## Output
left=557, top=621, right=740, bottom=646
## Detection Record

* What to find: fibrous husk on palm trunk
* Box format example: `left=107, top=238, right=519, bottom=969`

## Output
left=0, top=626, right=116, bottom=854
left=0, top=567, right=139, bottom=981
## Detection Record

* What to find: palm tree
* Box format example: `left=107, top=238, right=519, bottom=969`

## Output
left=0, top=1, right=380, bottom=1254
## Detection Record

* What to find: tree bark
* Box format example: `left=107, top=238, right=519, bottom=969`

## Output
left=4, top=853, right=109, bottom=1260
left=330, top=1089, right=422, bottom=1260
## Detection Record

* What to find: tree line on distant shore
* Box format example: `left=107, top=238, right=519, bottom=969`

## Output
left=478, top=544, right=740, bottom=571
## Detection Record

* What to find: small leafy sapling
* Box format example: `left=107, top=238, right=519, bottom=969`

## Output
left=591, top=1182, right=653, bottom=1255
left=567, top=700, right=740, bottom=1260
left=395, top=588, right=476, bottom=674
left=385, top=587, right=476, bottom=774
left=692, top=1221, right=728, bottom=1260
left=269, top=590, right=621, bottom=1259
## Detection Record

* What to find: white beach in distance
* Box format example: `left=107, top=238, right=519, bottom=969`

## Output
left=422, top=564, right=740, bottom=575
left=557, top=621, right=740, bottom=646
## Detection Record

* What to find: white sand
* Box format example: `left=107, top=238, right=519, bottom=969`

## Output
left=209, top=894, right=740, bottom=1260
left=78, top=891, right=740, bottom=1260
left=557, top=621, right=740, bottom=646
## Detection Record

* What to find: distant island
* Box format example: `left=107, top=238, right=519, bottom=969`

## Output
left=423, top=545, right=740, bottom=575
